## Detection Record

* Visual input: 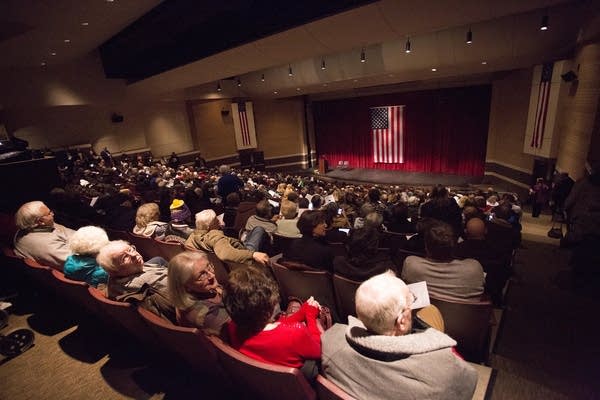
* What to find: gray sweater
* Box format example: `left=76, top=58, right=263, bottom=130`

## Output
left=321, top=316, right=477, bottom=400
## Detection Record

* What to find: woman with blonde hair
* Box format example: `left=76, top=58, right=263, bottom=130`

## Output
left=133, top=202, right=168, bottom=239
left=63, top=226, right=110, bottom=286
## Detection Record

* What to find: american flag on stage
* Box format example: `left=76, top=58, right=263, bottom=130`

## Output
left=530, top=63, right=553, bottom=148
left=231, top=101, right=257, bottom=150
left=370, top=105, right=404, bottom=163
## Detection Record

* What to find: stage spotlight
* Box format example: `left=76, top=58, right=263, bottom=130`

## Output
left=321, top=59, right=326, bottom=70
left=360, top=48, right=366, bottom=63
left=217, top=82, right=222, bottom=92
left=540, top=14, right=549, bottom=31
left=288, top=65, right=293, bottom=77
left=261, top=73, right=265, bottom=82
left=237, top=78, right=241, bottom=87
left=405, top=37, right=411, bottom=53
left=466, top=28, right=472, bottom=44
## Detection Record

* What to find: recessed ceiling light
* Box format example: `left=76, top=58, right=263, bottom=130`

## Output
left=106, top=0, right=114, bottom=2
left=41, top=61, right=47, bottom=66
left=273, top=90, right=278, bottom=94
left=431, top=68, right=437, bottom=72
left=81, top=22, right=89, bottom=26
left=388, top=74, right=394, bottom=77
left=481, top=61, right=487, bottom=65
left=353, top=79, right=358, bottom=82
left=64, top=39, right=71, bottom=43
left=296, top=88, right=301, bottom=91
left=323, top=83, right=328, bottom=87
left=51, top=52, right=57, bottom=56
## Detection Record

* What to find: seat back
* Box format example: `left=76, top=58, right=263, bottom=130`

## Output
left=316, top=375, right=357, bottom=400
left=233, top=202, right=257, bottom=233
left=137, top=307, right=218, bottom=373
left=105, top=228, right=131, bottom=242
left=380, top=231, right=408, bottom=250
left=154, top=239, right=184, bottom=261
left=208, top=336, right=316, bottom=400
left=205, top=251, right=230, bottom=285
left=50, top=269, right=97, bottom=314
left=429, top=295, right=493, bottom=363
left=22, top=257, right=54, bottom=284
left=271, top=262, right=338, bottom=321
left=332, top=274, right=361, bottom=322
left=128, top=233, right=161, bottom=260
left=0, top=212, right=17, bottom=245
left=328, top=242, right=347, bottom=257
left=272, top=232, right=297, bottom=254
left=87, top=286, right=156, bottom=346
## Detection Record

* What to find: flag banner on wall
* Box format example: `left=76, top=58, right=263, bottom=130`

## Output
left=231, top=101, right=258, bottom=150
left=530, top=62, right=553, bottom=148
left=370, top=105, right=404, bottom=163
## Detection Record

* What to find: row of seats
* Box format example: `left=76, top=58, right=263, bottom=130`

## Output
left=1, top=246, right=353, bottom=400
left=106, top=229, right=494, bottom=364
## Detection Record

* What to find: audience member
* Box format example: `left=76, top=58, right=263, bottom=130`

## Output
left=64, top=226, right=109, bottom=287
left=420, top=185, right=462, bottom=237
left=486, top=203, right=521, bottom=260
left=185, top=209, right=270, bottom=266
left=167, top=251, right=229, bottom=335
left=402, top=222, right=484, bottom=301
left=243, top=199, right=278, bottom=240
left=166, top=199, right=194, bottom=240
left=529, top=178, right=550, bottom=217
left=333, top=228, right=394, bottom=281
left=321, top=271, right=477, bottom=400
left=283, top=210, right=334, bottom=272
left=133, top=202, right=168, bottom=239
left=14, top=200, right=75, bottom=268
left=217, top=165, right=244, bottom=200
left=224, top=267, right=322, bottom=375
left=386, top=203, right=416, bottom=233
left=275, top=200, right=302, bottom=238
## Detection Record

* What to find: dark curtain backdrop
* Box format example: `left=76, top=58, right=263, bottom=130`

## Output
left=313, top=85, right=491, bottom=176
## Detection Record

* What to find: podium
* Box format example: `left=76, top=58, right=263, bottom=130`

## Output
left=318, top=158, right=328, bottom=174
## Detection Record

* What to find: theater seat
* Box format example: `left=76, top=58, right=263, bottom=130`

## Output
left=50, top=269, right=97, bottom=314
left=208, top=336, right=316, bottom=400
left=332, top=274, right=361, bottom=322
left=316, top=375, right=357, bottom=400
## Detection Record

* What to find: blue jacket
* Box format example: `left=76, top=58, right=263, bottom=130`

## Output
left=63, top=254, right=108, bottom=287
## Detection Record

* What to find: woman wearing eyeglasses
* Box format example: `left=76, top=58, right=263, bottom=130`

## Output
left=167, top=251, right=230, bottom=336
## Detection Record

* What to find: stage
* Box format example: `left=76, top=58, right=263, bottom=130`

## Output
left=316, top=167, right=484, bottom=188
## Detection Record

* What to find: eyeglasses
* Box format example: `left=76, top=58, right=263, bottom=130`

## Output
left=195, top=262, right=216, bottom=281
left=119, top=245, right=139, bottom=265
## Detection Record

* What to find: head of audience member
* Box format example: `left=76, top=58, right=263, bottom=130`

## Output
left=424, top=222, right=455, bottom=261
left=298, top=197, right=310, bottom=209
left=311, top=195, right=323, bottom=210
left=280, top=200, right=299, bottom=219
left=168, top=251, right=220, bottom=309
left=348, top=228, right=379, bottom=260
left=464, top=217, right=486, bottom=240
left=285, top=191, right=299, bottom=203
left=255, top=200, right=274, bottom=220
left=96, top=240, right=144, bottom=277
left=462, top=205, right=483, bottom=223
left=355, top=271, right=413, bottom=336
left=368, top=188, right=381, bottom=204
left=297, top=210, right=327, bottom=238
left=170, top=199, right=192, bottom=224
left=430, top=185, right=449, bottom=201
left=359, top=203, right=376, bottom=218
left=324, top=202, right=340, bottom=226
left=15, top=201, right=55, bottom=230
left=225, top=192, right=241, bottom=207
left=219, top=164, right=230, bottom=174
left=69, top=226, right=109, bottom=256
left=195, top=209, right=220, bottom=231
left=135, top=202, right=161, bottom=228
left=364, top=212, right=384, bottom=230
left=493, top=203, right=512, bottom=221
left=224, top=266, right=280, bottom=339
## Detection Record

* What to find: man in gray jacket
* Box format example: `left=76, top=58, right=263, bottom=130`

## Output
left=321, top=271, right=477, bottom=400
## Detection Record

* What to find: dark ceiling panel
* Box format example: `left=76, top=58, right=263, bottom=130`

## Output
left=99, top=0, right=376, bottom=81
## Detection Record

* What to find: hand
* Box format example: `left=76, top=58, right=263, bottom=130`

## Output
left=306, top=296, right=321, bottom=310
left=252, top=252, right=270, bottom=266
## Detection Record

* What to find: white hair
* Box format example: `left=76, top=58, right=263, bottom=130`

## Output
left=355, top=271, right=409, bottom=335
left=219, top=164, right=230, bottom=174
left=69, top=226, right=109, bottom=255
left=168, top=251, right=209, bottom=309
left=96, top=240, right=130, bottom=274
left=195, top=209, right=217, bottom=230
left=15, top=201, right=46, bottom=230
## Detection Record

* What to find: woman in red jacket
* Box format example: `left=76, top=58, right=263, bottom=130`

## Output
left=223, top=267, right=322, bottom=375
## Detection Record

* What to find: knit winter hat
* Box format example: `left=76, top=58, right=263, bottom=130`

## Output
left=171, top=200, right=192, bottom=222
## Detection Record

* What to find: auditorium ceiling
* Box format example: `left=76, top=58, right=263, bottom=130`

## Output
left=1, top=0, right=599, bottom=101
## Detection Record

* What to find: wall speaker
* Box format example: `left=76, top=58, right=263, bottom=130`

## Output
left=221, top=108, right=230, bottom=116
left=111, top=113, right=124, bottom=123
left=561, top=70, right=578, bottom=82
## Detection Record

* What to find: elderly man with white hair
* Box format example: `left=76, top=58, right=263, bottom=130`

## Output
left=185, top=209, right=270, bottom=266
left=14, top=200, right=75, bottom=268
left=321, top=271, right=477, bottom=400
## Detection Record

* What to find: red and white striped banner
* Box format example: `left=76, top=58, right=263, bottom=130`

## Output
left=232, top=101, right=257, bottom=150
left=530, top=63, right=553, bottom=148
left=371, top=105, right=404, bottom=163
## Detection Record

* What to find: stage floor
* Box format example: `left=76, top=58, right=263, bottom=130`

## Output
left=317, top=168, right=484, bottom=188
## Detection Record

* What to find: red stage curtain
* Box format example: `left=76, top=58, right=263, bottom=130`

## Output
left=313, top=85, right=491, bottom=176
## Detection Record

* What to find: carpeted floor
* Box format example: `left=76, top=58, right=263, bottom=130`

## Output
left=1, top=210, right=598, bottom=399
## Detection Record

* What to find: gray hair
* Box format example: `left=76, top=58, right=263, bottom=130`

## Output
left=15, top=201, right=46, bottom=230
left=218, top=164, right=230, bottom=174
left=168, top=251, right=209, bottom=309
left=69, top=226, right=109, bottom=255
left=355, top=271, right=409, bottom=335
left=364, top=212, right=383, bottom=229
left=96, top=240, right=130, bottom=274
left=195, top=209, right=217, bottom=230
